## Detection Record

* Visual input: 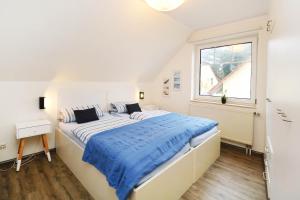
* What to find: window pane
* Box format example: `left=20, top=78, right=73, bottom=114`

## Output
left=200, top=43, right=252, bottom=99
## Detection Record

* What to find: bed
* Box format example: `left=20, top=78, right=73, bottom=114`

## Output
left=58, top=115, right=195, bottom=186
left=55, top=90, right=221, bottom=200
left=56, top=114, right=220, bottom=200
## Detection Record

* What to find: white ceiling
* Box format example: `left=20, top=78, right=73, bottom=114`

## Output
left=0, top=0, right=269, bottom=81
left=0, top=0, right=190, bottom=81
left=167, top=0, right=269, bottom=30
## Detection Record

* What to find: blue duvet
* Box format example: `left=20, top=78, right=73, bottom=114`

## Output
left=82, top=113, right=217, bottom=200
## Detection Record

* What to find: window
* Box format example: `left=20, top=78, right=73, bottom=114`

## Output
left=194, top=37, right=257, bottom=104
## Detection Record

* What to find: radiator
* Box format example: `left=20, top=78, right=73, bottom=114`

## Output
left=189, top=102, right=254, bottom=146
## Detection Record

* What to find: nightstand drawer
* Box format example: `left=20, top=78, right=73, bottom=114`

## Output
left=17, top=125, right=52, bottom=139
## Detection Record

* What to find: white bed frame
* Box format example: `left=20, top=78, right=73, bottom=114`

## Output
left=56, top=128, right=220, bottom=200
left=55, top=88, right=221, bottom=200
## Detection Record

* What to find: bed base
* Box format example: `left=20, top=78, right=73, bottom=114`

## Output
left=55, top=128, right=221, bottom=200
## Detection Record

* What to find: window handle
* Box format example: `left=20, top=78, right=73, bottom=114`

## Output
left=253, top=112, right=260, bottom=116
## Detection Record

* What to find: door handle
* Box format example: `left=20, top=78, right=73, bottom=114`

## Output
left=265, top=146, right=269, bottom=153
left=263, top=172, right=268, bottom=181
left=282, top=119, right=293, bottom=123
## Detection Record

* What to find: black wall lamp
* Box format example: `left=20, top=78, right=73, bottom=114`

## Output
left=39, top=97, right=46, bottom=109
left=139, top=92, right=144, bottom=100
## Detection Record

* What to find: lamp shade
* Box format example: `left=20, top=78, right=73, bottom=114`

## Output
left=39, top=97, right=45, bottom=109
left=145, top=0, right=184, bottom=11
left=139, top=92, right=145, bottom=100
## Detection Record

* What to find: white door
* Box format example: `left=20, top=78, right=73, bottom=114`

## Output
left=267, top=0, right=300, bottom=199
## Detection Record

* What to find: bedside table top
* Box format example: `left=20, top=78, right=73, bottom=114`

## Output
left=16, top=120, right=51, bottom=129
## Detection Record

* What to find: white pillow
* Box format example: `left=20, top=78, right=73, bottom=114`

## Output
left=111, top=102, right=128, bottom=113
left=60, top=104, right=104, bottom=123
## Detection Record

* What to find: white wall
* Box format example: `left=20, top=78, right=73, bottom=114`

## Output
left=0, top=82, right=56, bottom=162
left=141, top=43, right=194, bottom=114
left=0, top=81, right=140, bottom=163
left=146, top=17, right=268, bottom=152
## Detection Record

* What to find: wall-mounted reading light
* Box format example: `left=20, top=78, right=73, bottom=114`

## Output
left=139, top=92, right=145, bottom=100
left=39, top=97, right=46, bottom=109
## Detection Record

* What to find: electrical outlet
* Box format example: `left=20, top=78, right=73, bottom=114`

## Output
left=0, top=144, right=7, bottom=151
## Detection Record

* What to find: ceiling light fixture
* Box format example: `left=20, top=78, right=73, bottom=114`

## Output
left=145, top=0, right=185, bottom=12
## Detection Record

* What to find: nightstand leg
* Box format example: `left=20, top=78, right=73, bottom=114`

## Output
left=16, top=139, right=25, bottom=172
left=41, top=134, right=51, bottom=162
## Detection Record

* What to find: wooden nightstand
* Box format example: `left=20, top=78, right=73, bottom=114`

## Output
left=15, top=120, right=52, bottom=171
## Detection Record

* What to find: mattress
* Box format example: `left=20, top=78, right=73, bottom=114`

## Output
left=58, top=119, right=191, bottom=187
left=59, top=122, right=85, bottom=148
left=190, top=126, right=218, bottom=147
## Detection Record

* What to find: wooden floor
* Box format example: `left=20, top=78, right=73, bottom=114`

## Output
left=0, top=152, right=93, bottom=200
left=0, top=144, right=266, bottom=200
left=181, top=144, right=267, bottom=200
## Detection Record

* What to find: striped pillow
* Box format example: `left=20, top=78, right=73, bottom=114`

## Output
left=60, top=104, right=104, bottom=123
left=111, top=102, right=128, bottom=113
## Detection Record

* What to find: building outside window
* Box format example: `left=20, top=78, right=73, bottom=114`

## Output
left=193, top=37, right=257, bottom=105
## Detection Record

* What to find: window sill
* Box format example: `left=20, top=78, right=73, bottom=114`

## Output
left=190, top=99, right=256, bottom=109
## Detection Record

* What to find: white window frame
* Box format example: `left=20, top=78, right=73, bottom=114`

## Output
left=193, top=36, right=258, bottom=106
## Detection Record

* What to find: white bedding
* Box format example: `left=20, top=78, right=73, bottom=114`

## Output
left=59, top=122, right=86, bottom=148
left=110, top=112, right=131, bottom=118
left=129, top=110, right=170, bottom=120
left=190, top=126, right=218, bottom=147
left=111, top=110, right=170, bottom=120
left=71, top=114, right=137, bottom=144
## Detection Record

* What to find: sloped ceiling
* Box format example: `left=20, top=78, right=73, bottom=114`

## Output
left=167, top=0, right=269, bottom=30
left=0, top=0, right=190, bottom=81
left=0, top=0, right=269, bottom=82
